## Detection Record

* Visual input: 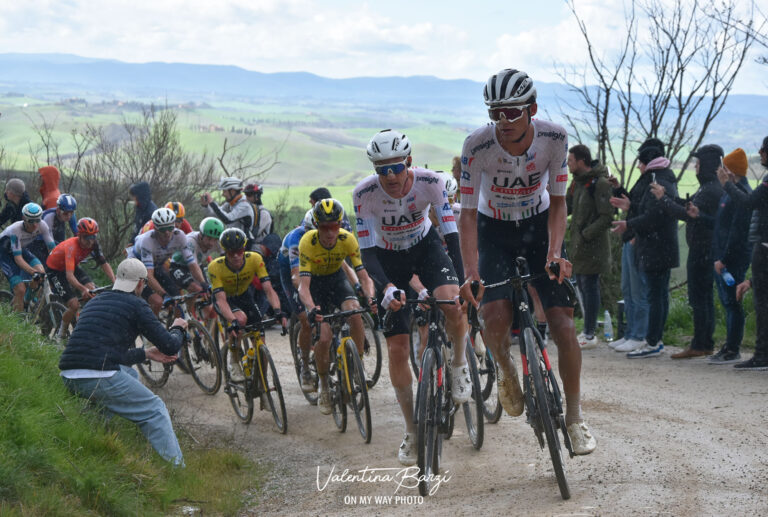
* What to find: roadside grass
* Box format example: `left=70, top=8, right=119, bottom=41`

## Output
left=0, top=304, right=263, bottom=516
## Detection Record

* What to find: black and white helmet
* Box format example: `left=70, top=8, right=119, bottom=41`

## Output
left=218, top=177, right=243, bottom=191
left=483, top=69, right=537, bottom=107
left=366, top=129, right=411, bottom=163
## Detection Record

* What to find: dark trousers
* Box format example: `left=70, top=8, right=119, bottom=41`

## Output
left=752, top=245, right=768, bottom=360
left=715, top=261, right=748, bottom=353
left=641, top=269, right=671, bottom=347
left=687, top=254, right=715, bottom=351
left=575, top=274, right=601, bottom=337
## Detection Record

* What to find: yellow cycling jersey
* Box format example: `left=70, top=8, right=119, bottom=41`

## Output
left=298, top=228, right=364, bottom=277
left=208, top=252, right=269, bottom=296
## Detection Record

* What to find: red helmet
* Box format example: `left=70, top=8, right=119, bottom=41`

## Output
left=77, top=217, right=99, bottom=236
left=244, top=183, right=263, bottom=195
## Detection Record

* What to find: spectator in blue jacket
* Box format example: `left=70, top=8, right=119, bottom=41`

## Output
left=709, top=149, right=753, bottom=364
left=129, top=181, right=157, bottom=244
left=58, top=258, right=188, bottom=465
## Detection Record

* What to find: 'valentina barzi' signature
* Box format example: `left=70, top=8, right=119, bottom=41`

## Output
left=316, top=464, right=452, bottom=496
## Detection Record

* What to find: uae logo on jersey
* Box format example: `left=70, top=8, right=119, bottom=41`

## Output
left=526, top=162, right=536, bottom=172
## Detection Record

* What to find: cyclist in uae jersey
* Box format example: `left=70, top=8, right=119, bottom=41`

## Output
left=353, top=129, right=469, bottom=466
left=0, top=203, right=55, bottom=311
left=131, top=208, right=207, bottom=314
left=298, top=199, right=376, bottom=413
left=459, top=68, right=595, bottom=455
left=47, top=218, right=116, bottom=337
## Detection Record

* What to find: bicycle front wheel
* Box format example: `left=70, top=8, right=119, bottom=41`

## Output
left=417, top=347, right=441, bottom=497
left=408, top=314, right=423, bottom=377
left=361, top=312, right=382, bottom=389
left=329, top=351, right=347, bottom=432
left=289, top=317, right=318, bottom=405
left=345, top=340, right=372, bottom=443
left=222, top=339, right=254, bottom=424
left=524, top=327, right=570, bottom=500
left=259, top=345, right=288, bottom=434
left=41, top=301, right=68, bottom=340
left=136, top=336, right=171, bottom=388
left=463, top=340, right=484, bottom=450
left=184, top=319, right=221, bottom=395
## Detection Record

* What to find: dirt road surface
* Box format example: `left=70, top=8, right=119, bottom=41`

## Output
left=159, top=330, right=768, bottom=516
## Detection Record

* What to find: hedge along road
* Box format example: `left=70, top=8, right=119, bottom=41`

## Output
left=156, top=329, right=768, bottom=516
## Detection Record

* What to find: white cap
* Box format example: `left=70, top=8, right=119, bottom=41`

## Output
left=113, top=258, right=147, bottom=292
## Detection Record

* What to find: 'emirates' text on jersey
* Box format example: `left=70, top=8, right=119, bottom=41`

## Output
left=460, top=119, right=568, bottom=221
left=353, top=167, right=458, bottom=251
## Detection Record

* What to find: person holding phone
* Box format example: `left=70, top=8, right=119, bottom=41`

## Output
left=610, top=138, right=679, bottom=358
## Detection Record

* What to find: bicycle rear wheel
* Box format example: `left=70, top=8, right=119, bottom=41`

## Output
left=361, top=312, right=382, bottom=389
left=135, top=336, right=172, bottom=388
left=524, top=327, right=570, bottom=500
left=463, top=341, right=484, bottom=450
left=184, top=319, right=221, bottom=395
left=345, top=340, right=372, bottom=443
left=222, top=339, right=254, bottom=424
left=289, top=317, right=318, bottom=405
left=259, top=345, right=288, bottom=434
left=417, top=347, right=441, bottom=497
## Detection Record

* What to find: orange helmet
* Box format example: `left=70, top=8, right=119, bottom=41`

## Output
left=164, top=201, right=185, bottom=219
left=77, top=217, right=99, bottom=236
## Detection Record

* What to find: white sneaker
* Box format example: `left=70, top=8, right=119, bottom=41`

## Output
left=576, top=332, right=586, bottom=344
left=398, top=432, right=416, bottom=466
left=614, top=338, right=645, bottom=353
left=567, top=421, right=597, bottom=455
left=451, top=364, right=472, bottom=404
left=318, top=389, right=333, bottom=415
left=496, top=366, right=524, bottom=416
left=580, top=335, right=599, bottom=350
left=608, top=337, right=626, bottom=349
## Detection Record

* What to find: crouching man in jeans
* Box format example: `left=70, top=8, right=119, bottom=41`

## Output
left=58, top=258, right=188, bottom=466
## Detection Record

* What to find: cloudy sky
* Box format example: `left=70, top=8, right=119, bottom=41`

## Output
left=1, top=0, right=766, bottom=94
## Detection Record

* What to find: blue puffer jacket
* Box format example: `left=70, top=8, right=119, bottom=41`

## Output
left=59, top=290, right=183, bottom=372
left=129, top=181, right=157, bottom=244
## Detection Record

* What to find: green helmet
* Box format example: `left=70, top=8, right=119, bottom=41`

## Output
left=200, top=217, right=224, bottom=239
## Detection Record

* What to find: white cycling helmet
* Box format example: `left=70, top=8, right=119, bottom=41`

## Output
left=151, top=207, right=176, bottom=227
left=302, top=209, right=315, bottom=231
left=483, top=69, right=537, bottom=107
left=366, top=129, right=411, bottom=163
left=218, top=176, right=243, bottom=191
left=445, top=177, right=458, bottom=198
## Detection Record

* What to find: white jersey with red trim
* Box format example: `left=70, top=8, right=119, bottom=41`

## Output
left=460, top=119, right=568, bottom=221
left=353, top=167, right=458, bottom=251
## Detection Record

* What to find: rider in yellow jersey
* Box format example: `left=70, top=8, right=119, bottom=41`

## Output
left=209, top=228, right=287, bottom=380
left=297, top=198, right=377, bottom=415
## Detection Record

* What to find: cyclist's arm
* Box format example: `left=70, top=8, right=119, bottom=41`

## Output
left=357, top=268, right=375, bottom=301
left=100, top=262, right=116, bottom=283
left=444, top=232, right=464, bottom=284
left=547, top=195, right=567, bottom=261
left=297, top=275, right=316, bottom=311
left=213, top=290, right=237, bottom=324
left=262, top=279, right=282, bottom=314
left=14, top=254, right=40, bottom=275
left=290, top=265, right=301, bottom=289
left=66, top=269, right=89, bottom=297
left=459, top=208, right=479, bottom=279
left=188, top=262, right=207, bottom=287
left=341, top=260, right=359, bottom=286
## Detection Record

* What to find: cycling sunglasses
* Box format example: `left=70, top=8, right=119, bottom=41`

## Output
left=156, top=226, right=174, bottom=233
left=375, top=161, right=408, bottom=176
left=488, top=104, right=531, bottom=123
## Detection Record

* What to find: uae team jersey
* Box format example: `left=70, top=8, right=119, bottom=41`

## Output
left=132, top=229, right=195, bottom=269
left=460, top=119, right=569, bottom=221
left=353, top=167, right=458, bottom=251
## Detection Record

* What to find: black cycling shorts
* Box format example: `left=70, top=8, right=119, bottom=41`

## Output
left=307, top=269, right=357, bottom=314
left=227, top=286, right=263, bottom=326
left=48, top=266, right=92, bottom=302
left=141, top=266, right=182, bottom=299
left=375, top=227, right=459, bottom=337
left=478, top=211, right=574, bottom=310
left=169, top=263, right=195, bottom=290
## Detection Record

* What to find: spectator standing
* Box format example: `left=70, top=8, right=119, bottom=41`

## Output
left=0, top=178, right=32, bottom=227
left=718, top=136, right=768, bottom=370
left=708, top=148, right=753, bottom=364
left=652, top=144, right=724, bottom=359
left=611, top=139, right=679, bottom=358
left=58, top=258, right=187, bottom=465
left=566, top=145, right=614, bottom=349
left=201, top=177, right=255, bottom=243
left=129, top=181, right=157, bottom=244
left=38, top=165, right=62, bottom=210
left=244, top=183, right=273, bottom=244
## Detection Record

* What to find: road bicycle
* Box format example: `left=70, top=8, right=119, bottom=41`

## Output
left=386, top=294, right=483, bottom=497
left=482, top=257, right=575, bottom=500
left=310, top=307, right=372, bottom=443
left=0, top=272, right=66, bottom=339
left=136, top=291, right=221, bottom=396
left=466, top=283, right=503, bottom=424
left=218, top=314, right=288, bottom=432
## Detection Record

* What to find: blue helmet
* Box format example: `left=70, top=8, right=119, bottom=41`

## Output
left=21, top=202, right=43, bottom=222
left=57, top=193, right=77, bottom=211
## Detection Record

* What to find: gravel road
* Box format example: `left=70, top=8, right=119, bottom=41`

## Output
left=157, top=329, right=768, bottom=516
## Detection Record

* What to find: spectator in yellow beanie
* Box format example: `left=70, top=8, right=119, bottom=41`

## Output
left=723, top=148, right=748, bottom=177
